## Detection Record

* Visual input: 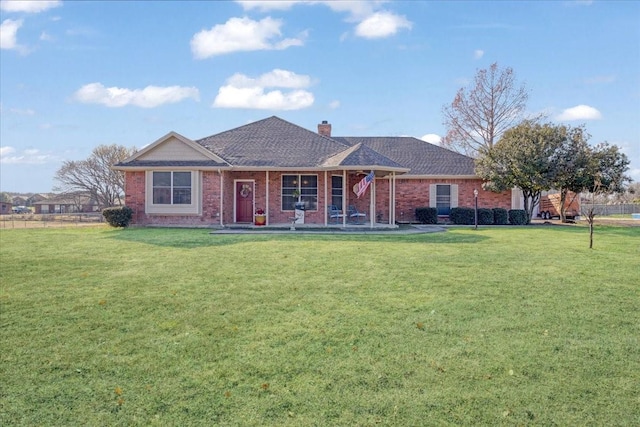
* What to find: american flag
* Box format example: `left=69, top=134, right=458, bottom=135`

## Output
left=355, top=171, right=374, bottom=198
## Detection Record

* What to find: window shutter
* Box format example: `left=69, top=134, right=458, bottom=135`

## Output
left=451, top=184, right=458, bottom=208
left=429, top=184, right=437, bottom=208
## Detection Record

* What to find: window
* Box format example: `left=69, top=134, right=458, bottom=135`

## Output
left=436, top=185, right=451, bottom=216
left=282, top=174, right=317, bottom=210
left=429, top=183, right=458, bottom=215
left=153, top=171, right=191, bottom=205
left=331, top=175, right=343, bottom=208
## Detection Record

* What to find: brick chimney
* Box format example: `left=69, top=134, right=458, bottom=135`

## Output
left=318, top=120, right=332, bottom=137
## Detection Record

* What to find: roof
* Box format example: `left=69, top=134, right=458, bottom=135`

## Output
left=117, top=116, right=476, bottom=176
left=333, top=137, right=476, bottom=176
left=33, top=192, right=98, bottom=205
left=196, top=116, right=352, bottom=168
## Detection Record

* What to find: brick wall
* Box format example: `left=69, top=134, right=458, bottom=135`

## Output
left=125, top=171, right=222, bottom=226
left=125, top=170, right=513, bottom=226
left=375, top=177, right=512, bottom=223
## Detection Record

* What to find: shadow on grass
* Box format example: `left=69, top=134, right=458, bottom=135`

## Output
left=106, top=227, right=490, bottom=249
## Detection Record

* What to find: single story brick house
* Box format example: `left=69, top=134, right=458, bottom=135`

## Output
left=114, top=116, right=515, bottom=227
left=33, top=192, right=100, bottom=214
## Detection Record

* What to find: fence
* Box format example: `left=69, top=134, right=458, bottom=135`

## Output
left=582, top=203, right=640, bottom=216
left=0, top=213, right=105, bottom=229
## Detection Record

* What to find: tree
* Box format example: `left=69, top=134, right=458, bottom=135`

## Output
left=442, top=62, right=530, bottom=157
left=54, top=144, right=136, bottom=209
left=548, top=125, right=592, bottom=222
left=0, top=192, right=11, bottom=203
left=581, top=143, right=630, bottom=249
left=475, top=120, right=565, bottom=223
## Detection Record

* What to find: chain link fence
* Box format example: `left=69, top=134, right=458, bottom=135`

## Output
left=0, top=213, right=105, bottom=229
left=582, top=203, right=640, bottom=216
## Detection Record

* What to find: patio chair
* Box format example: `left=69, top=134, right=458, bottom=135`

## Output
left=327, top=205, right=345, bottom=224
left=348, top=205, right=366, bottom=224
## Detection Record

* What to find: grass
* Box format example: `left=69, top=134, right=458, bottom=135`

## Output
left=1, top=225, right=638, bottom=426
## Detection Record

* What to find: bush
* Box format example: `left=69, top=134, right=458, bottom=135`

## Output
left=102, top=206, right=133, bottom=227
left=508, top=209, right=528, bottom=225
left=477, top=208, right=494, bottom=225
left=415, top=207, right=438, bottom=224
left=492, top=208, right=508, bottom=225
left=450, top=207, right=475, bottom=225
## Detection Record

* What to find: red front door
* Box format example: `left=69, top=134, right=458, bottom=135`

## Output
left=235, top=181, right=254, bottom=223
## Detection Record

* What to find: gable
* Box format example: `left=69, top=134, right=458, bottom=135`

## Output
left=115, top=131, right=229, bottom=170
left=137, top=135, right=211, bottom=162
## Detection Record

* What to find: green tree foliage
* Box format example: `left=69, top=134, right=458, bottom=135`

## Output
left=548, top=126, right=592, bottom=222
left=442, top=63, right=530, bottom=157
left=477, top=120, right=630, bottom=229
left=475, top=121, right=563, bottom=223
left=55, top=144, right=136, bottom=209
left=0, top=192, right=11, bottom=203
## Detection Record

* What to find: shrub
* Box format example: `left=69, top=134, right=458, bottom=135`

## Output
left=508, top=209, right=528, bottom=225
left=415, top=207, right=438, bottom=224
left=450, top=207, right=475, bottom=225
left=102, top=206, right=133, bottom=227
left=477, top=208, right=494, bottom=225
left=492, top=208, right=508, bottom=225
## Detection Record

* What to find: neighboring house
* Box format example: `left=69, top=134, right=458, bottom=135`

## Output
left=12, top=196, right=27, bottom=206
left=1, top=201, right=12, bottom=215
left=114, top=116, right=514, bottom=227
left=26, top=193, right=49, bottom=207
left=33, top=193, right=100, bottom=214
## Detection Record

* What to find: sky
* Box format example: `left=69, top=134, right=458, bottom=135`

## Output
left=1, top=0, right=639, bottom=194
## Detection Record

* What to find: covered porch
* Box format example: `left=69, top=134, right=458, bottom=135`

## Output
left=223, top=166, right=408, bottom=229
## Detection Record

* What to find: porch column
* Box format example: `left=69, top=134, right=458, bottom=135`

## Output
left=388, top=174, right=392, bottom=225
left=391, top=172, right=396, bottom=225
left=370, top=174, right=375, bottom=229
left=343, top=170, right=347, bottom=226
left=219, top=170, right=224, bottom=226
left=265, top=170, right=270, bottom=226
left=324, top=171, right=328, bottom=226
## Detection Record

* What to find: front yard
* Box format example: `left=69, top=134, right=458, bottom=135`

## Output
left=1, top=225, right=638, bottom=425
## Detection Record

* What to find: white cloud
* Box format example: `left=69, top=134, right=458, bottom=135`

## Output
left=227, top=68, right=311, bottom=89
left=39, top=31, right=53, bottom=41
left=584, top=74, right=616, bottom=84
left=9, top=107, right=35, bottom=115
left=555, top=104, right=602, bottom=121
left=355, top=11, right=412, bottom=39
left=73, top=83, right=200, bottom=108
left=474, top=49, right=484, bottom=59
left=213, top=69, right=314, bottom=110
left=191, top=16, right=305, bottom=59
left=329, top=100, right=340, bottom=109
left=0, top=18, right=22, bottom=50
left=236, top=0, right=378, bottom=18
left=421, top=134, right=442, bottom=145
left=0, top=0, right=62, bottom=13
left=0, top=146, right=57, bottom=164
left=235, top=1, right=409, bottom=40
left=235, top=1, right=303, bottom=11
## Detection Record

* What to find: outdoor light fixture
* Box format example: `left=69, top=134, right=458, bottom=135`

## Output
left=473, top=189, right=479, bottom=230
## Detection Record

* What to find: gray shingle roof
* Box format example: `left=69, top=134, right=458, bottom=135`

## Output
left=333, top=137, right=476, bottom=176
left=119, top=116, right=476, bottom=176
left=196, top=116, right=350, bottom=168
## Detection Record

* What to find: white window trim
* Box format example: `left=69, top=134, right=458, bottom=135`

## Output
left=281, top=174, right=319, bottom=211
left=145, top=170, right=201, bottom=215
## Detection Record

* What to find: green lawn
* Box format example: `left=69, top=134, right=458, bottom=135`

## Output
left=1, top=225, right=638, bottom=426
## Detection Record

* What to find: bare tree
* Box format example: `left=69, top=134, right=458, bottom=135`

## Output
left=55, top=144, right=136, bottom=209
left=581, top=180, right=604, bottom=250
left=442, top=63, right=531, bottom=157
